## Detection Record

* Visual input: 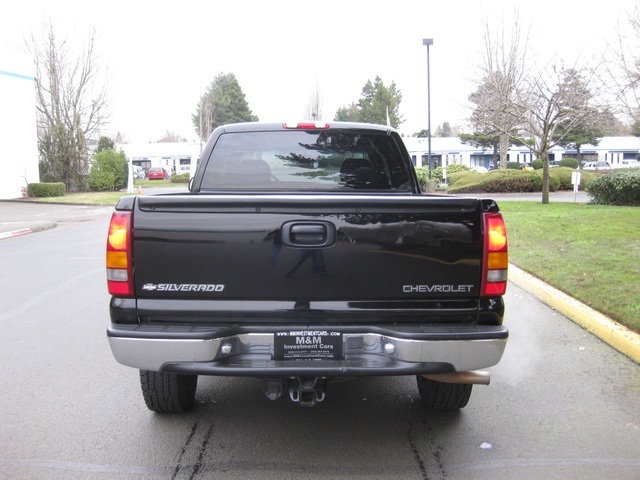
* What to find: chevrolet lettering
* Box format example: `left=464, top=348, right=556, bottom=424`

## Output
left=106, top=122, right=509, bottom=413
left=403, top=284, right=474, bottom=293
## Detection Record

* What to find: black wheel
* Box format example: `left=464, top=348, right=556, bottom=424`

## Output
left=139, top=370, right=198, bottom=413
left=416, top=375, right=473, bottom=410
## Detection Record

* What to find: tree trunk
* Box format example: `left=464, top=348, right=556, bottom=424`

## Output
left=499, top=133, right=509, bottom=169
left=541, top=151, right=550, bottom=204
left=577, top=146, right=582, bottom=169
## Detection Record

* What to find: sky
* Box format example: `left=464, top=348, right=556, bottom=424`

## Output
left=1, top=0, right=638, bottom=143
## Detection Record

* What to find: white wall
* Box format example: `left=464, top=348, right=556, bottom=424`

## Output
left=0, top=55, right=39, bottom=199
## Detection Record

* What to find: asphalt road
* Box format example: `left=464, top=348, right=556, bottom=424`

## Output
left=0, top=204, right=638, bottom=479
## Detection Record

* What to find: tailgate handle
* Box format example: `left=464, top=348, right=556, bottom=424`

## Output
left=281, top=221, right=336, bottom=247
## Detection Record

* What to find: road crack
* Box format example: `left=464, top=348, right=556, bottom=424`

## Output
left=189, top=423, right=214, bottom=479
left=171, top=422, right=198, bottom=480
left=407, top=421, right=429, bottom=479
left=406, top=411, right=448, bottom=480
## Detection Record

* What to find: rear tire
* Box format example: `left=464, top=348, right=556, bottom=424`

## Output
left=416, top=375, right=472, bottom=410
left=139, top=370, right=198, bottom=413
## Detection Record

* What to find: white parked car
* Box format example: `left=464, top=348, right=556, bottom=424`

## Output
left=132, top=165, right=146, bottom=179
left=615, top=159, right=640, bottom=169
left=583, top=161, right=612, bottom=171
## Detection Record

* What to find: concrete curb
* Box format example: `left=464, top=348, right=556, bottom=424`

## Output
left=509, top=264, right=640, bottom=365
left=0, top=228, right=33, bottom=240
left=0, top=223, right=56, bottom=240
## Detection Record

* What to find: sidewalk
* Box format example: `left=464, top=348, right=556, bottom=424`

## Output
left=484, top=190, right=590, bottom=203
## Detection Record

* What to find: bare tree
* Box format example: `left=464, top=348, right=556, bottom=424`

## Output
left=472, top=11, right=608, bottom=204
left=304, top=83, right=323, bottom=121
left=608, top=1, right=640, bottom=131
left=28, top=21, right=109, bottom=191
left=197, top=93, right=214, bottom=147
left=516, top=65, right=600, bottom=203
left=470, top=12, right=529, bottom=169
left=157, top=130, right=185, bottom=143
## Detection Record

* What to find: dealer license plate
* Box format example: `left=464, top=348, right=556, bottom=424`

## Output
left=274, top=330, right=343, bottom=360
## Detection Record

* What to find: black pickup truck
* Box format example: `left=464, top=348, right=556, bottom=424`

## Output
left=106, top=122, right=509, bottom=413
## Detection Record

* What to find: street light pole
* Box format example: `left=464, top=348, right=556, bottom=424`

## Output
left=423, top=38, right=433, bottom=177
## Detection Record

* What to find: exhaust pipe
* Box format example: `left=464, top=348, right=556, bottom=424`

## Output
left=421, top=370, right=490, bottom=385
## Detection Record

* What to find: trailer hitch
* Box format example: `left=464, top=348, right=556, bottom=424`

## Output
left=287, top=377, right=327, bottom=407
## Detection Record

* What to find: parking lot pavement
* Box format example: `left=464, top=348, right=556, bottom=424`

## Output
left=0, top=200, right=113, bottom=239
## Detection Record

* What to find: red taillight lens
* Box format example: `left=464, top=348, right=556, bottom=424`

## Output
left=106, top=211, right=133, bottom=297
left=481, top=212, right=508, bottom=297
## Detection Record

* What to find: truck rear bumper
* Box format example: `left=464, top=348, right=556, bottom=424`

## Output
left=107, top=324, right=508, bottom=376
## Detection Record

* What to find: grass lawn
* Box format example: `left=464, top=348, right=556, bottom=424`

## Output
left=28, top=189, right=640, bottom=333
left=499, top=201, right=640, bottom=333
left=29, top=180, right=176, bottom=205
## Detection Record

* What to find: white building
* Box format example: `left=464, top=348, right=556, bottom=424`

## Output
left=117, top=141, right=201, bottom=176
left=403, top=136, right=640, bottom=169
left=0, top=56, right=39, bottom=199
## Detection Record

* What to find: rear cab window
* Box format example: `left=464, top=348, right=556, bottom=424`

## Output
left=200, top=129, right=413, bottom=192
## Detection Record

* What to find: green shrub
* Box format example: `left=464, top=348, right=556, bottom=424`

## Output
left=27, top=182, right=66, bottom=197
left=446, top=170, right=475, bottom=186
left=585, top=170, right=640, bottom=206
left=449, top=169, right=543, bottom=193
left=171, top=173, right=190, bottom=183
left=535, top=170, right=561, bottom=191
left=414, top=167, right=430, bottom=190
left=548, top=167, right=575, bottom=190
left=531, top=159, right=543, bottom=170
left=506, top=162, right=521, bottom=170
left=88, top=149, right=128, bottom=191
left=559, top=157, right=579, bottom=168
left=415, top=164, right=470, bottom=189
left=431, top=164, right=468, bottom=184
left=545, top=167, right=598, bottom=190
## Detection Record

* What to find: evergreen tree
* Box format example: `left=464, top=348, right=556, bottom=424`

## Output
left=436, top=122, right=452, bottom=137
left=333, top=76, right=403, bottom=128
left=553, top=111, right=604, bottom=168
left=88, top=149, right=128, bottom=191
left=96, top=136, right=115, bottom=153
left=193, top=73, right=258, bottom=141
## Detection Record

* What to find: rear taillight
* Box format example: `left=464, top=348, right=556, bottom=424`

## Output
left=481, top=212, right=508, bottom=297
left=106, top=211, right=133, bottom=296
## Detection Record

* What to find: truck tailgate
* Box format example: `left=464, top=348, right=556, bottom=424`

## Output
left=132, top=194, right=484, bottom=306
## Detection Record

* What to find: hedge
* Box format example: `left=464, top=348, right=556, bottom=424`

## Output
left=450, top=169, right=545, bottom=193
left=27, top=182, right=66, bottom=197
left=415, top=165, right=470, bottom=189
left=547, top=167, right=599, bottom=190
left=171, top=173, right=190, bottom=183
left=585, top=170, right=640, bottom=206
left=559, top=157, right=579, bottom=168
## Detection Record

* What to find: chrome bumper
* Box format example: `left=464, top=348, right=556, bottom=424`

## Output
left=108, top=326, right=508, bottom=376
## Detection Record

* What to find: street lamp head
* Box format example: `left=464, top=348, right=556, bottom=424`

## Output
left=423, top=38, right=433, bottom=46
